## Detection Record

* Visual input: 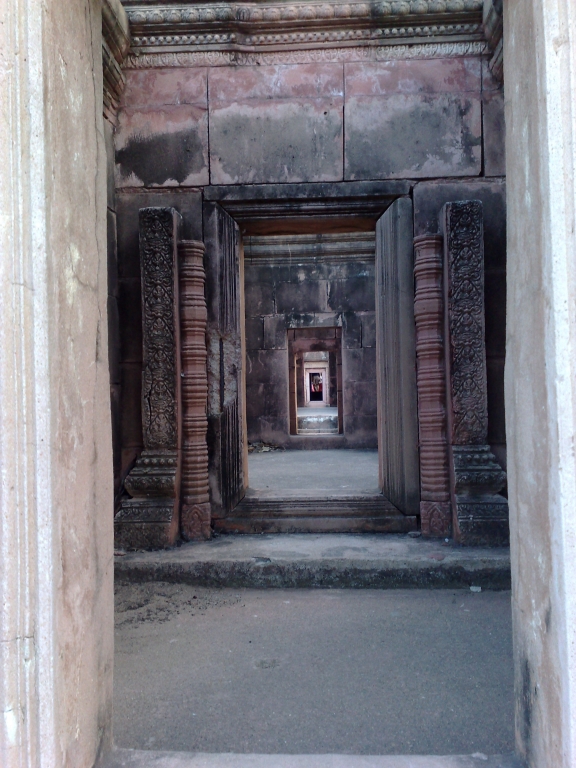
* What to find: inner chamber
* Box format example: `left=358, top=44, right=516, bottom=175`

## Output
left=243, top=231, right=376, bottom=449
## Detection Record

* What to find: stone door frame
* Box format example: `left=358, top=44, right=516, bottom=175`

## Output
left=205, top=180, right=418, bottom=521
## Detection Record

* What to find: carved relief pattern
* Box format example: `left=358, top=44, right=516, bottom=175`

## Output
left=115, top=208, right=181, bottom=549
left=124, top=41, right=487, bottom=67
left=124, top=0, right=485, bottom=56
left=130, top=23, right=482, bottom=48
left=420, top=501, right=452, bottom=537
left=452, top=445, right=506, bottom=495
left=442, top=201, right=509, bottom=545
left=140, top=208, right=179, bottom=450
left=126, top=0, right=483, bottom=27
left=444, top=200, right=488, bottom=446
left=179, top=241, right=211, bottom=541
left=413, top=235, right=452, bottom=536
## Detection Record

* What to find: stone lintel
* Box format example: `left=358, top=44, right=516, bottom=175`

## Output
left=122, top=0, right=484, bottom=56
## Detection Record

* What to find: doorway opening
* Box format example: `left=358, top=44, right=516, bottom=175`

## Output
left=210, top=222, right=416, bottom=535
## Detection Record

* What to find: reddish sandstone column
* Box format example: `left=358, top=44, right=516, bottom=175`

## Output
left=413, top=235, right=452, bottom=537
left=179, top=240, right=211, bottom=540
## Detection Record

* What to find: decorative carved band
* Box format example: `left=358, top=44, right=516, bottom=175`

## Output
left=116, top=208, right=182, bottom=549
left=140, top=208, right=181, bottom=451
left=442, top=201, right=508, bottom=545
left=124, top=40, right=488, bottom=68
left=179, top=240, right=211, bottom=541
left=483, top=0, right=503, bottom=82
left=102, top=0, right=130, bottom=120
left=122, top=0, right=484, bottom=55
left=413, top=234, right=451, bottom=537
left=443, top=201, right=487, bottom=446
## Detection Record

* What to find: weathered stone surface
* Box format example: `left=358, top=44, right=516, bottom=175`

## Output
left=345, top=93, right=482, bottom=180
left=376, top=198, right=420, bottom=516
left=115, top=106, right=209, bottom=187
left=246, top=349, right=290, bottom=442
left=344, top=59, right=481, bottom=97
left=209, top=64, right=343, bottom=184
left=113, top=533, right=511, bottom=591
left=118, top=277, right=142, bottom=362
left=442, top=201, right=508, bottom=545
left=122, top=67, right=207, bottom=108
left=413, top=179, right=506, bottom=269
left=245, top=317, right=264, bottom=350
left=328, top=275, right=375, bottom=312
left=263, top=315, right=288, bottom=350
left=203, top=202, right=245, bottom=515
left=483, top=90, right=506, bottom=177
left=413, top=235, right=451, bottom=532
left=210, top=99, right=344, bottom=185
left=179, top=240, right=211, bottom=541
left=209, top=63, right=344, bottom=102
left=117, top=208, right=182, bottom=549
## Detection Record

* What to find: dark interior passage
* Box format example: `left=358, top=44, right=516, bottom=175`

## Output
left=244, top=232, right=377, bottom=450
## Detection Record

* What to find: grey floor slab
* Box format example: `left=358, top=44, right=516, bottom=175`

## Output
left=115, top=534, right=511, bottom=590
left=114, top=587, right=514, bottom=756
left=247, top=449, right=379, bottom=494
left=107, top=750, right=523, bottom=768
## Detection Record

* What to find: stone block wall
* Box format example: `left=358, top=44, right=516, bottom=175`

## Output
left=115, top=57, right=503, bottom=188
left=113, top=47, right=507, bottom=503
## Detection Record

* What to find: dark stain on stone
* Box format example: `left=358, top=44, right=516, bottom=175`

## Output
left=544, top=603, right=551, bottom=632
left=116, top=129, right=206, bottom=186
left=518, top=657, right=533, bottom=760
left=210, top=107, right=342, bottom=183
left=346, top=96, right=481, bottom=179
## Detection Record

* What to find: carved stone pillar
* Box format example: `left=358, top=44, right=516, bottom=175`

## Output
left=442, top=201, right=509, bottom=545
left=413, top=235, right=452, bottom=537
left=115, top=208, right=182, bottom=549
left=179, top=240, right=211, bottom=541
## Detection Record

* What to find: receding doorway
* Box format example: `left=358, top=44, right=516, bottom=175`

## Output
left=204, top=195, right=420, bottom=535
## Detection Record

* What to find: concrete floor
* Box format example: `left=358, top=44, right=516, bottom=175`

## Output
left=248, top=449, right=379, bottom=494
left=114, top=586, right=514, bottom=756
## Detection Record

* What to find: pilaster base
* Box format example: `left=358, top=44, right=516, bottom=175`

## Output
left=454, top=497, right=510, bottom=546
left=114, top=499, right=178, bottom=550
left=181, top=501, right=211, bottom=541
left=420, top=501, right=452, bottom=537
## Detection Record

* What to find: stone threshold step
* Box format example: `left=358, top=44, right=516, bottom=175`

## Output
left=114, top=533, right=511, bottom=590
left=213, top=516, right=416, bottom=534
left=106, top=749, right=523, bottom=768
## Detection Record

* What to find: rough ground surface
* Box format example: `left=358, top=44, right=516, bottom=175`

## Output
left=114, top=586, right=514, bottom=755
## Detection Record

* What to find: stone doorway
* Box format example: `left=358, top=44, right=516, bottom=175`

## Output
left=209, top=199, right=420, bottom=535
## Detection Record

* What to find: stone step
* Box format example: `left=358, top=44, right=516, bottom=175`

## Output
left=213, top=493, right=414, bottom=534
left=114, top=533, right=511, bottom=590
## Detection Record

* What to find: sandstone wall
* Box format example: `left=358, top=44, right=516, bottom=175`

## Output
left=113, top=51, right=507, bottom=487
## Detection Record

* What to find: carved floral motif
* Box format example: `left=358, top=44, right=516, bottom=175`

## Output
left=116, top=208, right=182, bottom=549
left=442, top=201, right=508, bottom=545
left=420, top=501, right=452, bottom=537
left=140, top=208, right=180, bottom=450
left=123, top=0, right=485, bottom=56
left=124, top=40, right=487, bottom=67
left=443, top=200, right=488, bottom=447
